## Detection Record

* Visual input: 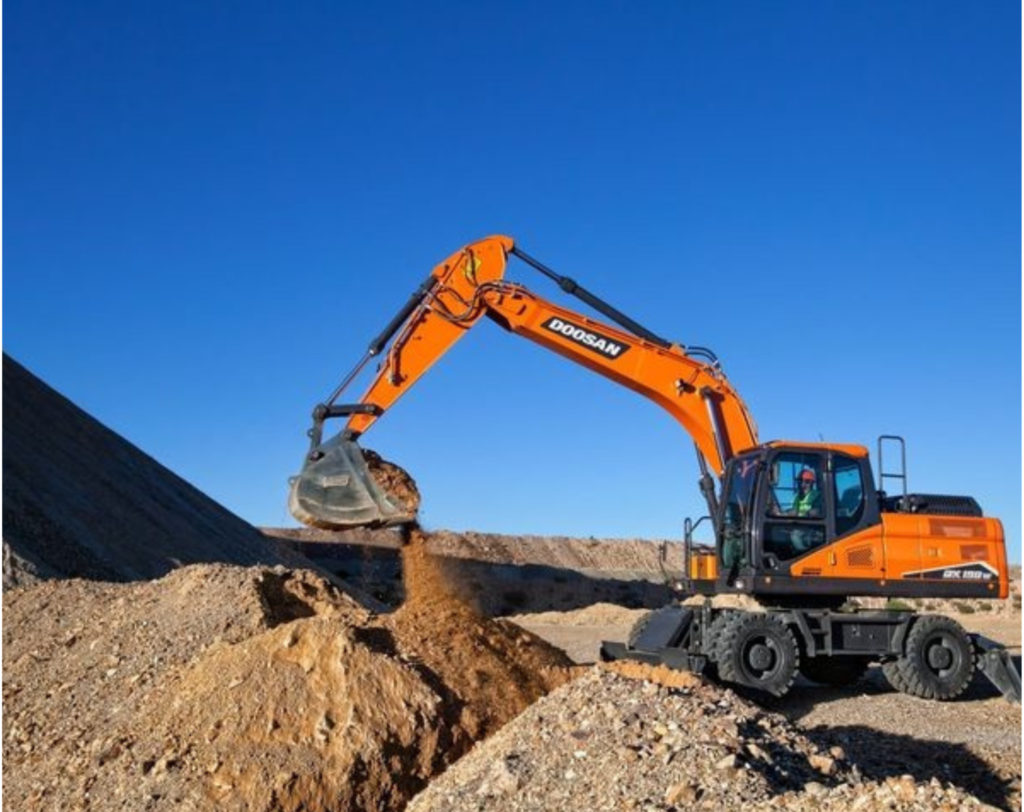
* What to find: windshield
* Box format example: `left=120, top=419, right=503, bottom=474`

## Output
left=721, top=455, right=758, bottom=568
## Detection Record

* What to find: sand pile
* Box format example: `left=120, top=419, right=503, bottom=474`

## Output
left=3, top=531, right=573, bottom=812
left=407, top=665, right=997, bottom=812
left=510, top=602, right=650, bottom=627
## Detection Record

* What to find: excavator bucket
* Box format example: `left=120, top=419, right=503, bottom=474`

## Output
left=288, top=436, right=420, bottom=530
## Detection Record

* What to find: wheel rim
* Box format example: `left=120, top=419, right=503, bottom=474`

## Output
left=742, top=636, right=782, bottom=682
left=923, top=631, right=962, bottom=679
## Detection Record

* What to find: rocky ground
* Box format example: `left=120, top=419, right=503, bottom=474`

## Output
left=6, top=547, right=1017, bottom=812
left=511, top=602, right=1022, bottom=811
left=409, top=665, right=1003, bottom=812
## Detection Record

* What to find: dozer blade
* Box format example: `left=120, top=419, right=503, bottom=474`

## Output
left=288, top=436, right=420, bottom=530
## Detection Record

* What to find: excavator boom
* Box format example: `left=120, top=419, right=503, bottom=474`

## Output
left=289, top=236, right=759, bottom=529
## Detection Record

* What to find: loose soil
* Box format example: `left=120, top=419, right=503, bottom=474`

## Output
left=363, top=450, right=421, bottom=517
left=3, top=531, right=573, bottom=812
left=382, top=527, right=574, bottom=744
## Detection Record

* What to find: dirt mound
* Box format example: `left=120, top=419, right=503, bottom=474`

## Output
left=4, top=530, right=574, bottom=812
left=407, top=666, right=996, bottom=812
left=419, top=529, right=683, bottom=571
left=3, top=565, right=365, bottom=809
left=2, top=354, right=312, bottom=588
left=141, top=618, right=445, bottom=811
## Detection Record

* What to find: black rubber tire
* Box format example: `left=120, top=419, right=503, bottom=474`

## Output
left=801, top=655, right=871, bottom=687
left=703, top=611, right=737, bottom=679
left=715, top=612, right=800, bottom=697
left=881, top=658, right=912, bottom=694
left=706, top=611, right=736, bottom=660
left=892, top=614, right=975, bottom=700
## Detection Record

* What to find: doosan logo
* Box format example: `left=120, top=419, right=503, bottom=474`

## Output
left=542, top=317, right=629, bottom=359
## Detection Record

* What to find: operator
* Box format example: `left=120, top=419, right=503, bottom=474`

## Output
left=792, top=468, right=821, bottom=518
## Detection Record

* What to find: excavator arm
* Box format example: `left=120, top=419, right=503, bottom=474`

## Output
left=289, top=235, right=759, bottom=529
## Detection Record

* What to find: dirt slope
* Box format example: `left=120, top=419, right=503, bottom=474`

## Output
left=2, top=354, right=309, bottom=587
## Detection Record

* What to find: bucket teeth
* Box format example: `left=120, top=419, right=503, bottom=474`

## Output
left=288, top=437, right=418, bottom=529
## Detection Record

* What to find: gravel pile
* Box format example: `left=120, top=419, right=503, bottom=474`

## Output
left=408, top=665, right=999, bottom=812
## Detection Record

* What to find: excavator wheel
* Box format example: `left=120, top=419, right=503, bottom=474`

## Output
left=801, top=655, right=872, bottom=687
left=885, top=614, right=976, bottom=701
left=714, top=611, right=799, bottom=698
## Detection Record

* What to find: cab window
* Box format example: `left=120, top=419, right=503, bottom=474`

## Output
left=833, top=456, right=865, bottom=536
left=767, top=453, right=823, bottom=518
left=763, top=452, right=826, bottom=563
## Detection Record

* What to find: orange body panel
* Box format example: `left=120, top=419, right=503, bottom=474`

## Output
left=344, top=235, right=759, bottom=475
left=787, top=515, right=1008, bottom=598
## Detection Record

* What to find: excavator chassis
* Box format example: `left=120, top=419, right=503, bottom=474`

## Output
left=600, top=604, right=1022, bottom=703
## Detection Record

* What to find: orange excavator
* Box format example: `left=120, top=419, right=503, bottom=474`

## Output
left=289, top=235, right=1019, bottom=702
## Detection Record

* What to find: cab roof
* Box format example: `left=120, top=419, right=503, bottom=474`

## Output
left=758, top=440, right=870, bottom=458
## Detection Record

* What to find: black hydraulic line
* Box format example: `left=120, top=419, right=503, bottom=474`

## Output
left=324, top=273, right=438, bottom=407
left=510, top=246, right=671, bottom=349
left=685, top=345, right=720, bottom=367
left=368, top=273, right=438, bottom=356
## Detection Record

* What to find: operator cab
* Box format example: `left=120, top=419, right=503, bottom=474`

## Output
left=691, top=442, right=877, bottom=597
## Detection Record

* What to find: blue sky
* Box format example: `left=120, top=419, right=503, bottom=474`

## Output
left=5, top=2, right=1021, bottom=561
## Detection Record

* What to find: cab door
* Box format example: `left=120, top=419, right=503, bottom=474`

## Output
left=828, top=452, right=885, bottom=579
left=717, top=453, right=760, bottom=585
